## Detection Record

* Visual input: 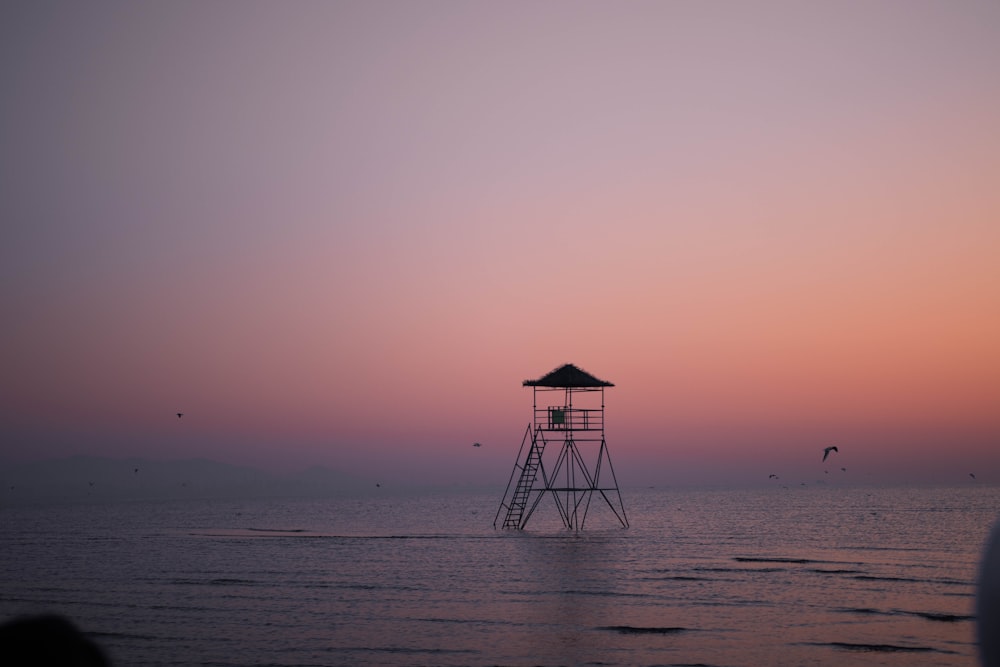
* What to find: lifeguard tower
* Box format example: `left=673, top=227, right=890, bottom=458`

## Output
left=495, top=364, right=628, bottom=530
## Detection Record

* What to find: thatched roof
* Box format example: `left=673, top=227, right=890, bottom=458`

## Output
left=523, top=363, right=614, bottom=388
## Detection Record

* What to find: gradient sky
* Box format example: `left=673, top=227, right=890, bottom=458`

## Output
left=2, top=1, right=998, bottom=488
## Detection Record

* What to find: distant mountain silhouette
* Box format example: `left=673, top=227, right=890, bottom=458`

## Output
left=0, top=456, right=379, bottom=505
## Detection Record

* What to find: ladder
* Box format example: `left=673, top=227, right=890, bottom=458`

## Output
left=496, top=426, right=546, bottom=529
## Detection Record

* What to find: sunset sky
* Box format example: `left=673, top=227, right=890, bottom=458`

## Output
left=2, top=1, right=998, bottom=488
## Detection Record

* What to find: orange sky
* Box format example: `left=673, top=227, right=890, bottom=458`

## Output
left=2, top=2, right=998, bottom=487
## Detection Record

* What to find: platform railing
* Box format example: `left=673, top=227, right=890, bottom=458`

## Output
left=534, top=406, right=604, bottom=431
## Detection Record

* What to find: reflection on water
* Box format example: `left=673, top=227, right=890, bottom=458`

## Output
left=0, top=485, right=996, bottom=666
left=519, top=532, right=621, bottom=665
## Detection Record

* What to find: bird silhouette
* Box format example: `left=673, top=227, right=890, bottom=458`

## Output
left=822, top=445, right=838, bottom=462
left=473, top=442, right=482, bottom=448
left=971, top=473, right=977, bottom=480
left=133, top=468, right=139, bottom=474
left=176, top=412, right=184, bottom=418
left=769, top=474, right=778, bottom=479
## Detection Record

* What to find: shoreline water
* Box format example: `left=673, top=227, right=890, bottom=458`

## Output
left=3, top=486, right=996, bottom=666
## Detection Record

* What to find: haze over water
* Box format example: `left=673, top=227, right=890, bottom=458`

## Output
left=2, top=2, right=999, bottom=487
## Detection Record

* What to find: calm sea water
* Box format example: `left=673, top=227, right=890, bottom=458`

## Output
left=2, top=485, right=997, bottom=667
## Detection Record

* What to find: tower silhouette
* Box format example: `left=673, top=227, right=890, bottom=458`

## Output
left=495, top=364, right=628, bottom=530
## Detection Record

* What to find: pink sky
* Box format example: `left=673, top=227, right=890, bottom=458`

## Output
left=2, top=1, right=999, bottom=487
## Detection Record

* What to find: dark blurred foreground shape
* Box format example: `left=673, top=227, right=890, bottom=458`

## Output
left=0, top=614, right=110, bottom=666
left=980, top=520, right=1000, bottom=667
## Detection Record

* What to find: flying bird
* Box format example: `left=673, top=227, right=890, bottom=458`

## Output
left=769, top=474, right=778, bottom=479
left=176, top=412, right=184, bottom=418
left=473, top=442, right=482, bottom=448
left=971, top=473, right=977, bottom=480
left=133, top=468, right=139, bottom=474
left=822, top=445, right=838, bottom=462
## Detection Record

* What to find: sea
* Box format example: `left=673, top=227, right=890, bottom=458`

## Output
left=1, top=484, right=998, bottom=667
